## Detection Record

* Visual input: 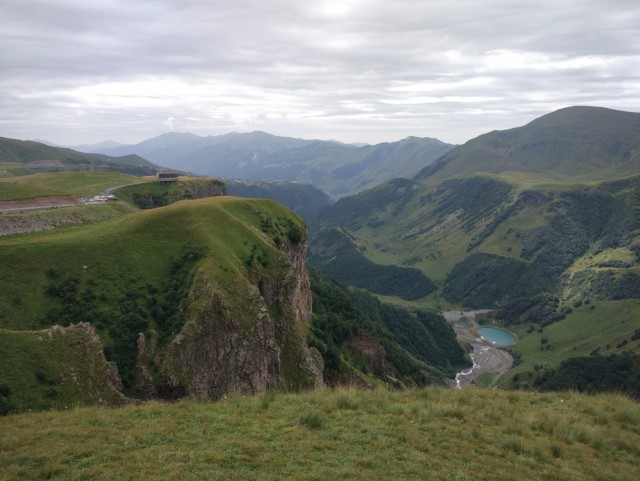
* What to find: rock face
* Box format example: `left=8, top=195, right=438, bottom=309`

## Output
left=40, top=323, right=127, bottom=405
left=156, top=235, right=323, bottom=400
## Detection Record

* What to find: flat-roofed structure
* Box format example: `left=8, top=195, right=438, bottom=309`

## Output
left=157, top=172, right=178, bottom=183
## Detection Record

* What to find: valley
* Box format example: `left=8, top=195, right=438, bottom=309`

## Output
left=442, top=311, right=513, bottom=388
left=1, top=106, right=639, bottom=481
left=310, top=107, right=640, bottom=397
left=4, top=0, right=640, bottom=476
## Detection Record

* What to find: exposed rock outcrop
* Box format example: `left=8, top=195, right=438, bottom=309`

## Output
left=39, top=322, right=127, bottom=405
left=157, top=235, right=323, bottom=400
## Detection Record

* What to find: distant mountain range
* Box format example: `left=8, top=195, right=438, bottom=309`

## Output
left=67, top=140, right=125, bottom=152
left=83, top=131, right=455, bottom=198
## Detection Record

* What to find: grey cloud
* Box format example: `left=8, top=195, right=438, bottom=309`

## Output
left=0, top=0, right=638, bottom=145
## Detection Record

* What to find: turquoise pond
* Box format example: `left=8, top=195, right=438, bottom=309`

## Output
left=478, top=327, right=516, bottom=346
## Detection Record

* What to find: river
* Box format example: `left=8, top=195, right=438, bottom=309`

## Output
left=443, top=311, right=513, bottom=388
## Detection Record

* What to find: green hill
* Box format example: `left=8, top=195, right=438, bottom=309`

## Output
left=0, top=171, right=144, bottom=200
left=1, top=387, right=638, bottom=481
left=1, top=170, right=467, bottom=412
left=417, top=106, right=640, bottom=182
left=0, top=136, right=161, bottom=176
left=0, top=196, right=321, bottom=401
left=312, top=107, right=640, bottom=388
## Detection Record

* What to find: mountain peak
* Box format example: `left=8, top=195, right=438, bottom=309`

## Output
left=416, top=106, right=640, bottom=182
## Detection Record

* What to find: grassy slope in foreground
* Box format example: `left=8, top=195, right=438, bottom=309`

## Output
left=1, top=387, right=638, bottom=481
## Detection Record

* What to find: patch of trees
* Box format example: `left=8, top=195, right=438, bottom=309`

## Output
left=567, top=270, right=640, bottom=301
left=443, top=253, right=537, bottom=308
left=0, top=382, right=13, bottom=415
left=432, top=176, right=512, bottom=231
left=586, top=271, right=640, bottom=300
left=309, top=272, right=465, bottom=385
left=43, top=243, right=204, bottom=389
left=310, top=236, right=436, bottom=300
left=534, top=353, right=640, bottom=398
left=349, top=291, right=468, bottom=376
left=387, top=308, right=465, bottom=371
left=133, top=192, right=168, bottom=209
left=130, top=180, right=227, bottom=210
left=497, top=293, right=570, bottom=327
left=258, top=214, right=304, bottom=247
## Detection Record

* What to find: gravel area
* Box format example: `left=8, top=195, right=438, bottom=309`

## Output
left=443, top=310, right=513, bottom=388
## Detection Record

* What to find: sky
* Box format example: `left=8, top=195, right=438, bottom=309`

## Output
left=1, top=0, right=639, bottom=147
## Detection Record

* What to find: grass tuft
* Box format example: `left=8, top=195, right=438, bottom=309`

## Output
left=297, top=411, right=326, bottom=430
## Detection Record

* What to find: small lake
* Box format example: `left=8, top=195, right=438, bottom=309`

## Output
left=478, top=327, right=516, bottom=346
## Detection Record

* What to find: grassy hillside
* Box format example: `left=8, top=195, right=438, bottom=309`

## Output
left=0, top=196, right=309, bottom=392
left=0, top=171, right=144, bottom=200
left=417, top=106, right=640, bottom=183
left=0, top=196, right=304, bottom=326
left=0, top=136, right=160, bottom=176
left=0, top=325, right=124, bottom=413
left=1, top=387, right=639, bottom=481
left=1, top=171, right=467, bottom=410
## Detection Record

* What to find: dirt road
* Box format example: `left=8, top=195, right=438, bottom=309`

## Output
left=443, top=310, right=513, bottom=388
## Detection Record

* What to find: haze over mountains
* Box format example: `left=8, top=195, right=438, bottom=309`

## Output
left=79, top=131, right=454, bottom=198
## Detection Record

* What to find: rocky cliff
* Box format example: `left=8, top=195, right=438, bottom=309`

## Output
left=0, top=195, right=323, bottom=412
left=135, top=233, right=323, bottom=400
left=0, top=323, right=126, bottom=412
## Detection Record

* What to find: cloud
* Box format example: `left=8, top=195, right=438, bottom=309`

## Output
left=0, top=0, right=639, bottom=145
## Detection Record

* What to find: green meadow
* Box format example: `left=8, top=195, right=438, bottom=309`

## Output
left=1, top=387, right=639, bottom=481
left=0, top=171, right=144, bottom=200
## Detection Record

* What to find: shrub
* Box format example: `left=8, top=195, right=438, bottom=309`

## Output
left=0, top=382, right=12, bottom=416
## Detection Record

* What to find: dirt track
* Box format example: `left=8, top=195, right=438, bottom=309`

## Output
left=443, top=310, right=513, bottom=388
left=0, top=196, right=79, bottom=212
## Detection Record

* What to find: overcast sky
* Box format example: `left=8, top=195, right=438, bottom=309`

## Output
left=1, top=0, right=639, bottom=146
